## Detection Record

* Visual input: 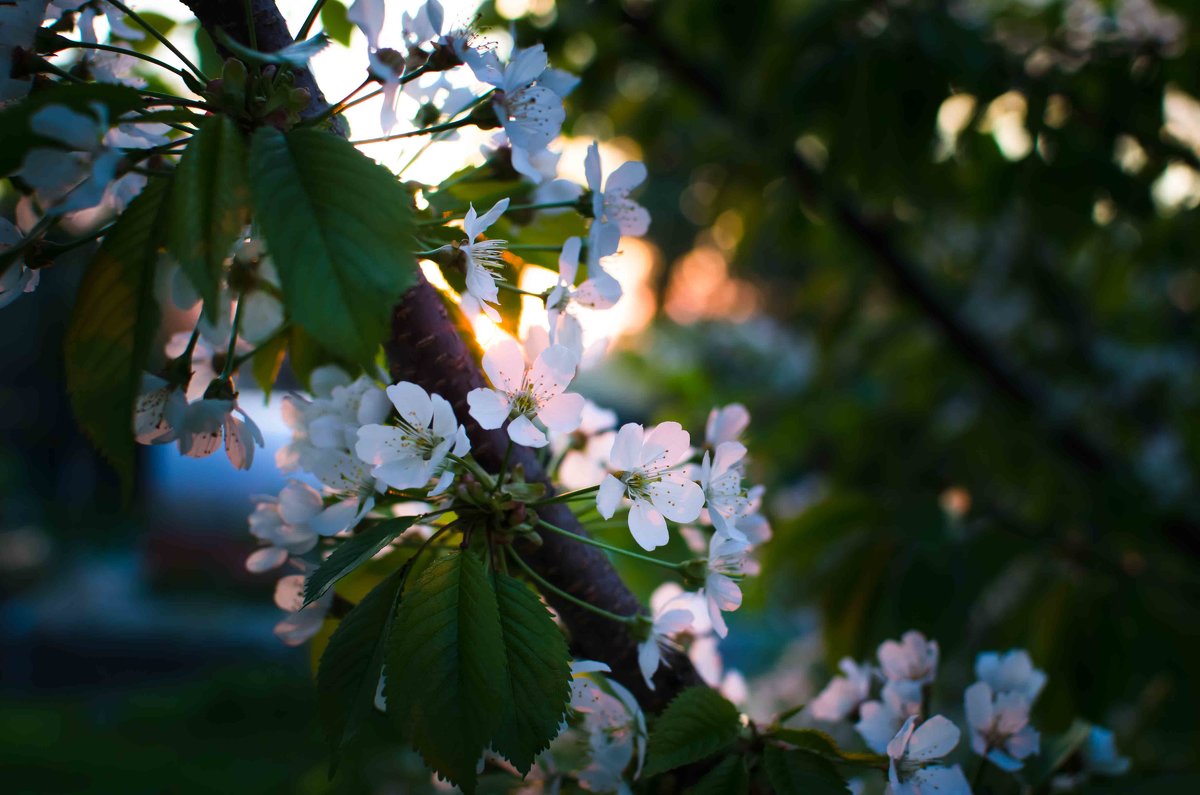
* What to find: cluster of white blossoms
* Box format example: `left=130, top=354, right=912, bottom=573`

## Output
left=807, top=631, right=1130, bottom=794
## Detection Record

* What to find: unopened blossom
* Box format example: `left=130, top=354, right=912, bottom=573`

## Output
left=856, top=681, right=922, bottom=754
left=245, top=481, right=359, bottom=573
left=474, top=44, right=566, bottom=153
left=273, top=571, right=333, bottom=646
left=546, top=236, right=622, bottom=349
left=637, top=605, right=694, bottom=690
left=175, top=394, right=264, bottom=470
left=886, top=715, right=972, bottom=795
left=585, top=141, right=650, bottom=254
left=17, top=104, right=122, bottom=215
left=0, top=218, right=39, bottom=307
left=964, top=681, right=1040, bottom=771
left=975, top=649, right=1047, bottom=703
left=458, top=198, right=509, bottom=322
left=597, top=421, right=704, bottom=551
left=810, top=658, right=873, bottom=722
left=706, top=403, right=750, bottom=447
left=356, top=381, right=470, bottom=493
left=468, top=338, right=584, bottom=448
left=702, top=532, right=751, bottom=638
left=699, top=440, right=751, bottom=539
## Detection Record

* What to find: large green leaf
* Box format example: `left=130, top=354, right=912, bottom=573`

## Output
left=491, top=572, right=571, bottom=774
left=64, top=178, right=169, bottom=494
left=0, top=82, right=145, bottom=176
left=643, top=686, right=741, bottom=777
left=304, top=517, right=414, bottom=607
left=316, top=567, right=405, bottom=769
left=692, top=753, right=750, bottom=795
left=248, top=127, right=417, bottom=366
left=761, top=746, right=849, bottom=795
left=385, top=550, right=505, bottom=793
left=164, top=114, right=249, bottom=319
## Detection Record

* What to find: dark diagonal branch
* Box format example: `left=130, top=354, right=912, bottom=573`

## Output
left=186, top=0, right=702, bottom=711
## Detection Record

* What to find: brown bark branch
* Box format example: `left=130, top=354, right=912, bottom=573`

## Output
left=185, top=0, right=702, bottom=711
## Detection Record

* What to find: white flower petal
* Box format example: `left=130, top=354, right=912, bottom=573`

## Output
left=507, top=413, right=548, bottom=448
left=467, top=387, right=510, bottom=430
left=628, top=500, right=668, bottom=551
left=597, top=474, right=625, bottom=519
left=481, top=338, right=526, bottom=393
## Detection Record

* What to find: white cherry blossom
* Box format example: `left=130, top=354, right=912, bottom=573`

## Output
left=964, top=681, right=1040, bottom=771
left=886, top=715, right=972, bottom=795
left=706, top=403, right=750, bottom=447
left=974, top=649, right=1047, bottom=703
left=637, top=605, right=694, bottom=690
left=134, top=373, right=187, bottom=445
left=273, top=571, right=333, bottom=646
left=856, top=681, right=923, bottom=754
left=458, top=198, right=509, bottom=321
left=596, top=421, right=704, bottom=550
left=810, top=658, right=874, bottom=722
left=174, top=395, right=264, bottom=470
left=585, top=141, right=651, bottom=251
left=17, top=103, right=122, bottom=215
left=546, top=236, right=622, bottom=349
left=356, top=381, right=470, bottom=493
left=699, top=440, right=751, bottom=539
left=702, top=532, right=751, bottom=638
left=245, top=481, right=358, bottom=572
left=467, top=338, right=584, bottom=448
left=879, top=630, right=940, bottom=687
left=474, top=44, right=565, bottom=153
left=278, top=374, right=392, bottom=492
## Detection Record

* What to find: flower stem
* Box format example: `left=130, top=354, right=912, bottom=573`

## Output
left=537, top=519, right=683, bottom=570
left=492, top=439, right=514, bottom=496
left=534, top=485, right=600, bottom=506
left=296, top=0, right=329, bottom=40
left=451, top=454, right=495, bottom=490
left=351, top=117, right=475, bottom=145
left=220, top=293, right=248, bottom=379
left=506, top=547, right=637, bottom=625
left=108, top=0, right=206, bottom=81
left=63, top=40, right=194, bottom=82
left=495, top=282, right=548, bottom=299
left=505, top=200, right=580, bottom=213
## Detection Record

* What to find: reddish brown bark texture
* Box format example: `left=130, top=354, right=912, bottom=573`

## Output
left=186, top=0, right=702, bottom=711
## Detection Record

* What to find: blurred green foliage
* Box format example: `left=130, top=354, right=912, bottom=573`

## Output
left=499, top=0, right=1200, bottom=780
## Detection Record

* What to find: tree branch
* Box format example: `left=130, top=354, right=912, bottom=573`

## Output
left=186, top=0, right=702, bottom=712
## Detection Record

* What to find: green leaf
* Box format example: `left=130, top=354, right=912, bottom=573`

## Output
left=64, top=178, right=169, bottom=495
left=248, top=127, right=417, bottom=366
left=692, top=753, right=750, bottom=795
left=0, top=82, right=145, bottom=176
left=304, top=517, right=414, bottom=607
left=321, top=0, right=354, bottom=46
left=762, top=746, right=850, bottom=795
left=317, top=567, right=405, bottom=770
left=250, top=329, right=288, bottom=400
left=491, top=572, right=571, bottom=774
left=643, top=686, right=741, bottom=777
left=385, top=550, right=506, bottom=793
left=165, top=114, right=249, bottom=319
